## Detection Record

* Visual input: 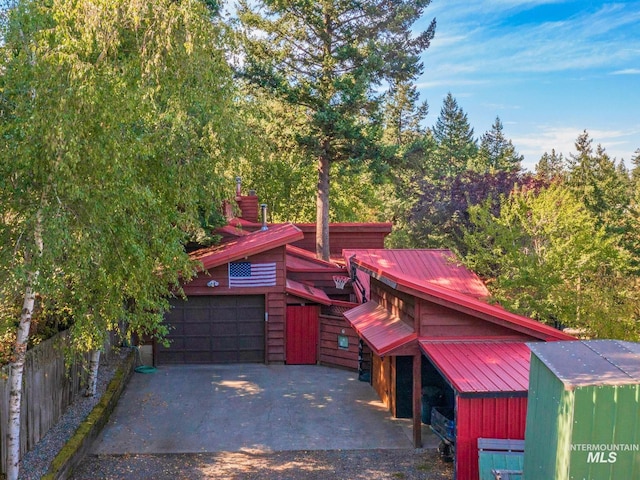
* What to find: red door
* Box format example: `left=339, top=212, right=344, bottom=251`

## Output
left=286, top=305, right=319, bottom=364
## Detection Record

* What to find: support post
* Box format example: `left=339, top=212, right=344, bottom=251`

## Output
left=413, top=352, right=422, bottom=448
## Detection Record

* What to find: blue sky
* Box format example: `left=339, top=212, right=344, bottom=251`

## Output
left=415, top=0, right=640, bottom=171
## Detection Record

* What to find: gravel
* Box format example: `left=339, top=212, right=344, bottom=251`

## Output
left=17, top=348, right=131, bottom=480
left=71, top=449, right=454, bottom=480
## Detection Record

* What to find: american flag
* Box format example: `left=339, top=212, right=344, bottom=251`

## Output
left=228, top=262, right=276, bottom=287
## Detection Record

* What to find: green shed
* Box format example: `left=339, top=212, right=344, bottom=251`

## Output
left=524, top=340, right=640, bottom=480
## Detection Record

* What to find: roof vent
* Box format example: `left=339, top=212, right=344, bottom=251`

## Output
left=261, top=204, right=268, bottom=231
left=235, top=176, right=242, bottom=196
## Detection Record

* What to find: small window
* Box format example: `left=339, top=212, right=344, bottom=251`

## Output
left=338, top=334, right=349, bottom=350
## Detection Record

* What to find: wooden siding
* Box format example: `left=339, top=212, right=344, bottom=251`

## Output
left=0, top=332, right=90, bottom=476
left=267, top=292, right=286, bottom=363
left=371, top=280, right=415, bottom=329
left=456, top=396, right=528, bottom=480
left=291, top=223, right=391, bottom=256
left=372, top=354, right=400, bottom=416
left=183, top=247, right=287, bottom=296
left=419, top=300, right=536, bottom=339
left=318, top=314, right=358, bottom=370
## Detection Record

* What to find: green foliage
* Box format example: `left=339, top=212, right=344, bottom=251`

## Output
left=471, top=116, right=523, bottom=174
left=459, top=185, right=638, bottom=340
left=236, top=0, right=435, bottom=258
left=535, top=149, right=566, bottom=181
left=0, top=0, right=242, bottom=354
left=432, top=92, right=478, bottom=176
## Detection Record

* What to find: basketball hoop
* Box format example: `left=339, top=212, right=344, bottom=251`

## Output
left=333, top=275, right=351, bottom=290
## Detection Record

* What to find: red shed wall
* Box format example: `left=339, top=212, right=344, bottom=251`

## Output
left=455, top=396, right=528, bottom=480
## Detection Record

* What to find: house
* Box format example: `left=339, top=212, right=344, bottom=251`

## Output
left=341, top=249, right=575, bottom=480
left=152, top=181, right=391, bottom=368
left=152, top=180, right=575, bottom=480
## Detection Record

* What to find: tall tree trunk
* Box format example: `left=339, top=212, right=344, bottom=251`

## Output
left=84, top=349, right=101, bottom=397
left=316, top=152, right=330, bottom=261
left=7, top=214, right=43, bottom=480
left=6, top=281, right=36, bottom=480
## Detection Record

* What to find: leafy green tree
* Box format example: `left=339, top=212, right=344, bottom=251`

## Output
left=432, top=92, right=478, bottom=177
left=236, top=0, right=436, bottom=260
left=535, top=149, right=566, bottom=181
left=471, top=116, right=523, bottom=173
left=459, top=185, right=638, bottom=340
left=407, top=171, right=540, bottom=250
left=0, top=0, right=241, bottom=477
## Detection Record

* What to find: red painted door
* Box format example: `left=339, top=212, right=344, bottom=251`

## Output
left=286, top=305, right=319, bottom=365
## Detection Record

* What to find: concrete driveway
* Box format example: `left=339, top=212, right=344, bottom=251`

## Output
left=92, top=364, right=437, bottom=455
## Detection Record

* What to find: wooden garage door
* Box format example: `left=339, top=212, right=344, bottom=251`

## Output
left=158, top=295, right=265, bottom=364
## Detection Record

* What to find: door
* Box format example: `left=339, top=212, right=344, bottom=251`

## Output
left=286, top=305, right=319, bottom=365
left=158, top=295, right=265, bottom=364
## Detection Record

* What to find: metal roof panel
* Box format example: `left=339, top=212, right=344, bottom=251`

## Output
left=420, top=341, right=532, bottom=395
left=343, top=301, right=417, bottom=356
left=190, top=223, right=304, bottom=271
left=285, top=279, right=333, bottom=306
left=528, top=340, right=640, bottom=388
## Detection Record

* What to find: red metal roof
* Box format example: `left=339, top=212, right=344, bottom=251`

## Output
left=343, top=301, right=417, bottom=356
left=285, top=245, right=344, bottom=273
left=343, top=249, right=490, bottom=299
left=420, top=341, right=532, bottom=396
left=190, top=223, right=304, bottom=271
left=286, top=279, right=332, bottom=305
left=346, top=249, right=574, bottom=342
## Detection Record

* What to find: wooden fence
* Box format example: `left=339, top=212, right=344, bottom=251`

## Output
left=0, top=331, right=89, bottom=476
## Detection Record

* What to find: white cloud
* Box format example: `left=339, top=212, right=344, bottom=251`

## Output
left=513, top=125, right=640, bottom=171
left=611, top=69, right=640, bottom=75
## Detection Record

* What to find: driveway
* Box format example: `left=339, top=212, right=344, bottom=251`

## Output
left=91, top=364, right=438, bottom=455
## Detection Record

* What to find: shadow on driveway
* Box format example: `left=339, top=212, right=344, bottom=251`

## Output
left=91, top=364, right=437, bottom=455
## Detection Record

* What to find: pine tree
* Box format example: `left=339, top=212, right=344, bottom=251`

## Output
left=535, top=149, right=566, bottom=181
left=473, top=116, right=523, bottom=173
left=236, top=0, right=436, bottom=260
left=432, top=93, right=477, bottom=177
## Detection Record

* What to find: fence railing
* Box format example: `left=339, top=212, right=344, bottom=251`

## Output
left=0, top=331, right=89, bottom=476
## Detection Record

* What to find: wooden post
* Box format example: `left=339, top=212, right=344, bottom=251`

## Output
left=413, top=352, right=422, bottom=448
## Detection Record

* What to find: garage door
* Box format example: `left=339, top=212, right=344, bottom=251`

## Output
left=157, top=295, right=265, bottom=364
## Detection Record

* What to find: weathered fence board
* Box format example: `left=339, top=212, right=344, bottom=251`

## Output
left=0, top=331, right=89, bottom=476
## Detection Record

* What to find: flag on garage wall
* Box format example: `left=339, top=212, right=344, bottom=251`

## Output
left=228, top=262, right=277, bottom=287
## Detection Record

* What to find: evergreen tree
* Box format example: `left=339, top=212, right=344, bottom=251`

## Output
left=566, top=131, right=631, bottom=234
left=432, top=93, right=477, bottom=177
left=236, top=0, right=436, bottom=260
left=382, top=80, right=429, bottom=148
left=472, top=116, right=523, bottom=173
left=631, top=148, right=640, bottom=191
left=535, top=149, right=566, bottom=181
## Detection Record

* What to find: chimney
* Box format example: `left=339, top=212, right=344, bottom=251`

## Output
left=233, top=176, right=259, bottom=223
left=260, top=204, right=268, bottom=231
